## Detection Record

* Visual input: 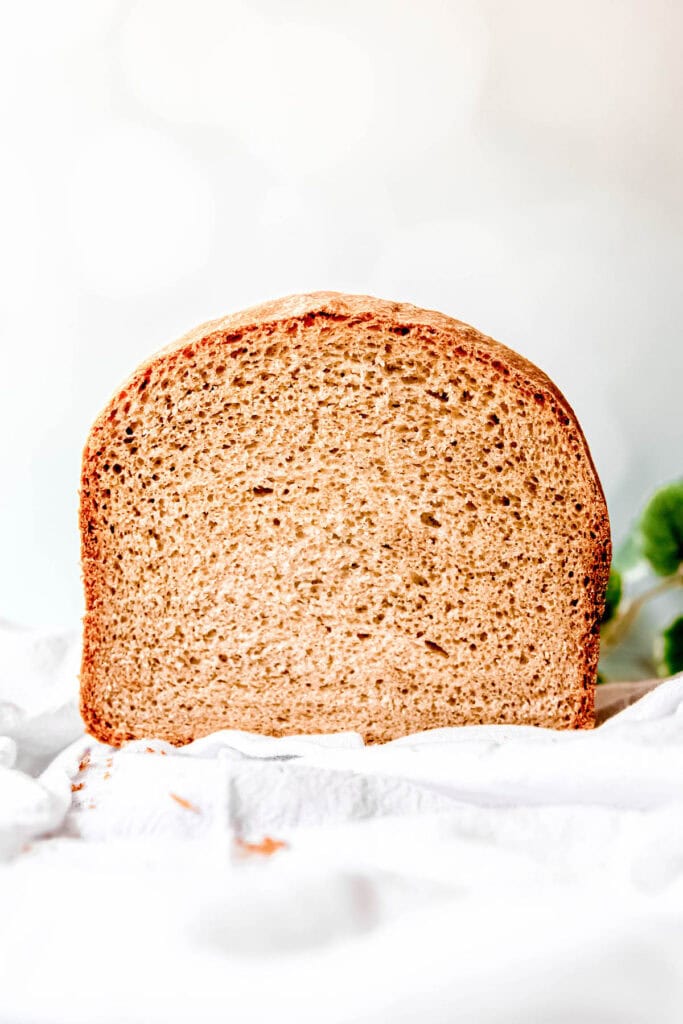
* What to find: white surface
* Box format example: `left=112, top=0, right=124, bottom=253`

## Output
left=1, top=1, right=682, bottom=626
left=3, top=622, right=683, bottom=1023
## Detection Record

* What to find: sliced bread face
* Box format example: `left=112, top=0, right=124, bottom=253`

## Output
left=80, top=293, right=610, bottom=746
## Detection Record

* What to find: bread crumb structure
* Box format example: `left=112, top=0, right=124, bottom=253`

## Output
left=80, top=293, right=610, bottom=746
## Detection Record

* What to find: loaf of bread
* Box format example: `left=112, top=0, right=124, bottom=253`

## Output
left=80, top=292, right=610, bottom=745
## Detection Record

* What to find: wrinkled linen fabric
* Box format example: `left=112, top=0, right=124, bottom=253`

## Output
left=2, top=622, right=683, bottom=1024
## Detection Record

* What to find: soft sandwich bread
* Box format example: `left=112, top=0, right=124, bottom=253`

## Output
left=80, top=292, right=610, bottom=745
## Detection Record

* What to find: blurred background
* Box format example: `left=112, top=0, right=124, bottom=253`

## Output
left=0, top=0, right=681, bottom=628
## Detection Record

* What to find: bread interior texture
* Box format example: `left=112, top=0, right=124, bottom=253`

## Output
left=81, top=303, right=609, bottom=744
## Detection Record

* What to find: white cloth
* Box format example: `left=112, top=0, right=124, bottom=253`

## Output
left=2, top=621, right=683, bottom=1024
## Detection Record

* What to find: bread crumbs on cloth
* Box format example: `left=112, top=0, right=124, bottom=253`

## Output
left=235, top=837, right=288, bottom=857
left=169, top=792, right=201, bottom=814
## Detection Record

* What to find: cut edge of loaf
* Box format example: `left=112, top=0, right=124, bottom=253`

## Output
left=80, top=292, right=611, bottom=746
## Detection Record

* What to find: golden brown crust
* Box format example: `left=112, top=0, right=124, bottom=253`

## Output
left=80, top=292, right=610, bottom=742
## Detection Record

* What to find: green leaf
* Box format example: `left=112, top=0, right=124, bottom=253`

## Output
left=601, top=567, right=622, bottom=625
left=659, top=616, right=683, bottom=677
left=640, top=482, right=683, bottom=577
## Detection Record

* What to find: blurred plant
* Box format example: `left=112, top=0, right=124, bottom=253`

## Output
left=600, top=481, right=683, bottom=679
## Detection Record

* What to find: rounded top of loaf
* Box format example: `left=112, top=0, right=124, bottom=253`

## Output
left=88, top=291, right=604, bottom=502
left=160, top=291, right=565, bottom=398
